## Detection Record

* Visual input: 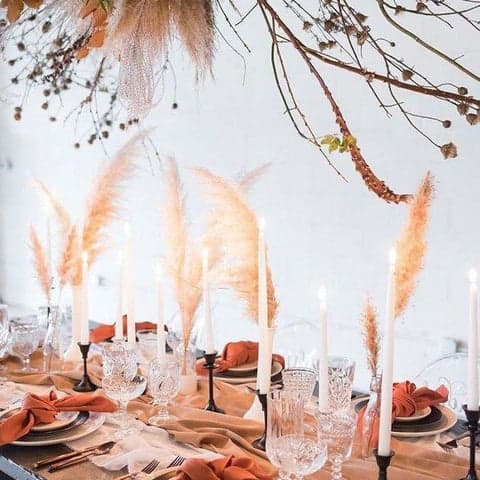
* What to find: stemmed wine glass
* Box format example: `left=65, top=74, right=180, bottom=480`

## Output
left=316, top=407, right=357, bottom=480
left=102, top=342, right=146, bottom=438
left=266, top=390, right=327, bottom=480
left=148, top=357, right=180, bottom=424
left=11, top=323, right=39, bottom=373
left=102, top=374, right=147, bottom=439
left=0, top=305, right=10, bottom=375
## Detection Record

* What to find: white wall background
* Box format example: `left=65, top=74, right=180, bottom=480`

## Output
left=0, top=2, right=478, bottom=389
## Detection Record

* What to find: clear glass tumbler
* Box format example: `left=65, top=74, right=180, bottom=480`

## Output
left=266, top=390, right=327, bottom=480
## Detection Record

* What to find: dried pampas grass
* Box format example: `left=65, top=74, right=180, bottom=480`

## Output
left=194, top=167, right=278, bottom=327
left=82, top=133, right=140, bottom=266
left=58, top=226, right=81, bottom=287
left=161, top=158, right=202, bottom=353
left=395, top=172, right=434, bottom=318
left=29, top=225, right=52, bottom=304
left=107, top=0, right=215, bottom=116
left=361, top=299, right=380, bottom=376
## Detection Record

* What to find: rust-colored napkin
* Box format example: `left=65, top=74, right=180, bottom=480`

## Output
left=0, top=390, right=117, bottom=446
left=195, top=341, right=285, bottom=375
left=172, top=455, right=273, bottom=480
left=358, top=380, right=449, bottom=451
left=90, top=314, right=158, bottom=343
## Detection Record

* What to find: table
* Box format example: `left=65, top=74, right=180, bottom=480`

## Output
left=0, top=353, right=474, bottom=480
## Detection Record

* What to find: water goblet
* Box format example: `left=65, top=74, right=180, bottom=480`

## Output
left=137, top=330, right=158, bottom=364
left=148, top=357, right=180, bottom=424
left=266, top=390, right=327, bottom=480
left=316, top=407, right=357, bottom=480
left=0, top=305, right=9, bottom=376
left=328, top=357, right=355, bottom=411
left=102, top=342, right=138, bottom=422
left=11, top=323, right=39, bottom=373
left=102, top=374, right=147, bottom=439
left=282, top=367, right=317, bottom=403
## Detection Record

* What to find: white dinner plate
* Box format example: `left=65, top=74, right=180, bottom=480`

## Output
left=215, top=361, right=282, bottom=385
left=227, top=360, right=258, bottom=373
left=396, top=406, right=431, bottom=423
left=10, top=412, right=105, bottom=446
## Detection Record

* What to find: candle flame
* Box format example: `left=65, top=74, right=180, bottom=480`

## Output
left=202, top=247, right=209, bottom=260
left=469, top=268, right=478, bottom=283
left=317, top=285, right=327, bottom=302
left=82, top=251, right=88, bottom=264
left=389, top=247, right=397, bottom=266
left=258, top=216, right=265, bottom=233
left=155, top=259, right=163, bottom=278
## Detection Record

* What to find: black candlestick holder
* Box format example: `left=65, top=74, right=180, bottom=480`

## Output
left=73, top=343, right=97, bottom=392
left=203, top=351, right=225, bottom=414
left=460, top=405, right=479, bottom=480
left=374, top=449, right=395, bottom=480
left=252, top=391, right=268, bottom=451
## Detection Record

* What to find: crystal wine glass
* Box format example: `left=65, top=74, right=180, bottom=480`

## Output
left=328, top=357, right=355, bottom=412
left=102, top=374, right=147, bottom=439
left=102, top=342, right=138, bottom=423
left=0, top=305, right=9, bottom=375
left=316, top=407, right=357, bottom=480
left=148, top=357, right=180, bottom=424
left=282, top=367, right=317, bottom=403
left=11, top=323, right=39, bottom=373
left=266, top=390, right=327, bottom=480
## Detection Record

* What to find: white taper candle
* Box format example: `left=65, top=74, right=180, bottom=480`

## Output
left=202, top=249, right=215, bottom=354
left=156, top=260, right=166, bottom=357
left=378, top=247, right=397, bottom=456
left=80, top=251, right=89, bottom=345
left=124, top=223, right=135, bottom=345
left=317, top=286, right=329, bottom=411
left=468, top=268, right=479, bottom=411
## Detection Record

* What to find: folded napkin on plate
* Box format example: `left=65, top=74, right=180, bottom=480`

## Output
left=195, top=341, right=285, bottom=375
left=0, top=390, right=117, bottom=446
left=358, top=380, right=449, bottom=450
left=90, top=314, right=159, bottom=343
left=172, top=455, right=273, bottom=480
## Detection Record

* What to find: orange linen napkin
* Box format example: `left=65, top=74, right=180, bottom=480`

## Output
left=195, top=341, right=285, bottom=375
left=0, top=390, right=117, bottom=446
left=172, top=455, right=273, bottom=480
left=90, top=314, right=158, bottom=343
left=358, top=380, right=449, bottom=451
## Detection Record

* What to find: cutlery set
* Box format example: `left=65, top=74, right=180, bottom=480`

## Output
left=34, top=441, right=186, bottom=478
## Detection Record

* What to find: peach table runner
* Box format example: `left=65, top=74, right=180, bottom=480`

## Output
left=2, top=352, right=471, bottom=479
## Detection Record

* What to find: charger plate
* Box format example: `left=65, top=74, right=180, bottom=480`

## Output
left=353, top=398, right=457, bottom=438
left=2, top=412, right=105, bottom=446
left=215, top=361, right=282, bottom=385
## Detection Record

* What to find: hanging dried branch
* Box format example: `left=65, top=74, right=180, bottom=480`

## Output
left=194, top=166, right=279, bottom=327
left=395, top=172, right=435, bottom=317
left=29, top=225, right=52, bottom=304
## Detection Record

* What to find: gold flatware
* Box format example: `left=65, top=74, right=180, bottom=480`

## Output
left=47, top=442, right=115, bottom=472
left=34, top=441, right=115, bottom=469
left=113, top=459, right=160, bottom=480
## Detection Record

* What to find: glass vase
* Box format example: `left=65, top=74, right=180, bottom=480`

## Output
left=361, top=374, right=382, bottom=459
left=42, top=307, right=64, bottom=373
left=175, top=342, right=197, bottom=395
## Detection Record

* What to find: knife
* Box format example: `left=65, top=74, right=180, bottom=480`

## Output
left=47, top=442, right=115, bottom=472
left=33, top=441, right=115, bottom=469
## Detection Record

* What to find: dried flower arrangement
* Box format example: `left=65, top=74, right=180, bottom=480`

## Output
left=161, top=158, right=221, bottom=374
left=360, top=172, right=435, bottom=369
left=29, top=224, right=53, bottom=305
left=1, top=2, right=478, bottom=202
left=31, top=133, right=142, bottom=301
left=194, top=167, right=278, bottom=328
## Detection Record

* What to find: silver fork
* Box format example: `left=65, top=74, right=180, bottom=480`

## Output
left=114, top=459, right=160, bottom=480
left=167, top=455, right=186, bottom=468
